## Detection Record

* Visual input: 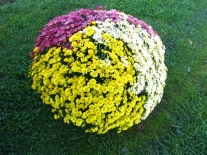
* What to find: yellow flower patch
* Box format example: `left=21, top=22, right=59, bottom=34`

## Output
left=28, top=21, right=165, bottom=134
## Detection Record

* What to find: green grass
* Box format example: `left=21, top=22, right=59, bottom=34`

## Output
left=0, top=0, right=207, bottom=154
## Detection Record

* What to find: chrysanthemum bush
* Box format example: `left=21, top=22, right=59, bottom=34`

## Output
left=28, top=7, right=167, bottom=134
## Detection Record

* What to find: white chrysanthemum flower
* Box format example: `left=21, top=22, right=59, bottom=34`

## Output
left=120, top=56, right=129, bottom=66
left=103, top=58, right=111, bottom=66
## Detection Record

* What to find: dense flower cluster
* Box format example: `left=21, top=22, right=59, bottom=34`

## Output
left=29, top=7, right=167, bottom=134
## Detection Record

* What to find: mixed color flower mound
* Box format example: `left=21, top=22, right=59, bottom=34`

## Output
left=28, top=7, right=167, bottom=134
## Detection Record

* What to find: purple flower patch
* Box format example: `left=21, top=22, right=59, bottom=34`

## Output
left=31, top=7, right=157, bottom=59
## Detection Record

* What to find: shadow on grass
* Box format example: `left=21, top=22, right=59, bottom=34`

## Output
left=0, top=0, right=15, bottom=6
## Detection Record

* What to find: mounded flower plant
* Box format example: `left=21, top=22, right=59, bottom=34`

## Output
left=29, top=6, right=167, bottom=134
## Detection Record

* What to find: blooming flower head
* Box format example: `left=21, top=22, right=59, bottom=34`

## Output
left=29, top=7, right=167, bottom=134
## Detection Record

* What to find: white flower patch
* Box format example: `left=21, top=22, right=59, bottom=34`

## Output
left=103, top=58, right=111, bottom=66
left=120, top=56, right=129, bottom=66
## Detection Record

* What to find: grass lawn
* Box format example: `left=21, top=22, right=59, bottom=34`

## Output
left=0, top=0, right=207, bottom=154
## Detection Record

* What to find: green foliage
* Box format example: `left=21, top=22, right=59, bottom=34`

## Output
left=0, top=0, right=207, bottom=154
